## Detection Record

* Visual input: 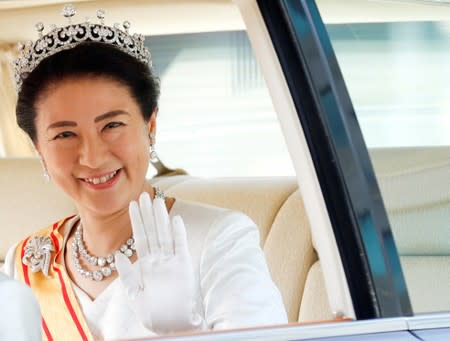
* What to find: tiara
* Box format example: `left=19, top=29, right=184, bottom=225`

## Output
left=13, top=4, right=152, bottom=92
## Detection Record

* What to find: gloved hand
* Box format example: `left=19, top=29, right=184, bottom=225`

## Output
left=115, top=192, right=202, bottom=333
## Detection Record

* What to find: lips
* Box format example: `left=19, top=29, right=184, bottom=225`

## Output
left=83, top=169, right=119, bottom=185
left=79, top=168, right=122, bottom=186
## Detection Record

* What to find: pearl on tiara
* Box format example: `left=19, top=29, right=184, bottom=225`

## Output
left=13, top=4, right=152, bottom=92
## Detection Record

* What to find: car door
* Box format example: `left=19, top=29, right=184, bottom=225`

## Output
left=137, top=0, right=450, bottom=339
left=235, top=0, right=450, bottom=339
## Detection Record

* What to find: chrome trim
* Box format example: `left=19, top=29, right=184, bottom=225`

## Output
left=153, top=318, right=410, bottom=340
left=137, top=314, right=450, bottom=340
left=407, top=312, right=450, bottom=330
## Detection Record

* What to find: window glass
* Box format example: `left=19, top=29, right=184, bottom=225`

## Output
left=324, top=17, right=450, bottom=314
left=327, top=21, right=450, bottom=148
left=145, top=31, right=295, bottom=177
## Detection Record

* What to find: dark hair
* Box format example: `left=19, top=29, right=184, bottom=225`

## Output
left=16, top=42, right=160, bottom=143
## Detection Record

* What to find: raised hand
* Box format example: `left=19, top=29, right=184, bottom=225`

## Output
left=115, top=192, right=201, bottom=333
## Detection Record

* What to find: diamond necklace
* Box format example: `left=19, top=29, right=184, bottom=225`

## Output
left=70, top=188, right=165, bottom=281
left=71, top=222, right=135, bottom=281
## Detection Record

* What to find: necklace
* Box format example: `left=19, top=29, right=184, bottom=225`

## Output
left=70, top=187, right=165, bottom=281
left=71, top=223, right=135, bottom=281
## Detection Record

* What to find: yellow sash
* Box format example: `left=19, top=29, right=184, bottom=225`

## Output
left=15, top=217, right=94, bottom=341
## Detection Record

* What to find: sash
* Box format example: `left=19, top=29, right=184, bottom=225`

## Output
left=15, top=217, right=94, bottom=341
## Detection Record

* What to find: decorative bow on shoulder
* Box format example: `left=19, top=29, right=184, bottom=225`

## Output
left=22, top=236, right=55, bottom=277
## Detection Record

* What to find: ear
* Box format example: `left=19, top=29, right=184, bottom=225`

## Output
left=147, top=107, right=158, bottom=137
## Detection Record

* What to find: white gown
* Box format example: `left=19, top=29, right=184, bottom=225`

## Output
left=3, top=199, right=287, bottom=341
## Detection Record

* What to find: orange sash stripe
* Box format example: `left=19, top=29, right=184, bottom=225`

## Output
left=16, top=216, right=94, bottom=341
left=50, top=222, right=90, bottom=341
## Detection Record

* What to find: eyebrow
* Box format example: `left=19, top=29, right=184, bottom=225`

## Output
left=46, top=110, right=130, bottom=131
left=94, top=110, right=130, bottom=123
left=46, top=120, right=77, bottom=131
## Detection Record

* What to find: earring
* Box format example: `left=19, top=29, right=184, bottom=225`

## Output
left=38, top=156, right=50, bottom=182
left=149, top=133, right=158, bottom=162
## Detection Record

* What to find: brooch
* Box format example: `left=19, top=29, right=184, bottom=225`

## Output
left=22, top=236, right=55, bottom=277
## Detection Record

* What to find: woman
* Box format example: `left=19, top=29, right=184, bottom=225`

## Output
left=3, top=6, right=287, bottom=341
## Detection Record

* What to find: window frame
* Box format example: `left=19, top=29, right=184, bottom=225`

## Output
left=251, top=0, right=413, bottom=319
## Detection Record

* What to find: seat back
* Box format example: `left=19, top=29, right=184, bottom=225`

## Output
left=1, top=146, right=448, bottom=321
left=299, top=146, right=450, bottom=320
left=0, top=160, right=314, bottom=322
left=0, top=158, right=76, bottom=259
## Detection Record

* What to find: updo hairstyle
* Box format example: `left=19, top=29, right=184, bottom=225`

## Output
left=16, top=41, right=160, bottom=143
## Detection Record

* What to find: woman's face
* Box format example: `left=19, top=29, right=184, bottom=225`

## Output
left=34, top=76, right=155, bottom=217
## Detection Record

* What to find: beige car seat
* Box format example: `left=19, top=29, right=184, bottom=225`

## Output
left=0, top=146, right=448, bottom=322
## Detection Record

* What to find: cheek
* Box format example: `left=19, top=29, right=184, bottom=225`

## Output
left=115, top=131, right=150, bottom=169
left=42, top=144, right=77, bottom=174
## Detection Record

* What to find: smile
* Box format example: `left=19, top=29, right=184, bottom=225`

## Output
left=83, top=169, right=119, bottom=185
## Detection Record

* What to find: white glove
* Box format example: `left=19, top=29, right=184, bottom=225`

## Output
left=115, top=192, right=202, bottom=334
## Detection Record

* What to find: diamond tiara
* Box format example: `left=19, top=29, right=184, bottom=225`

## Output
left=13, top=4, right=152, bottom=92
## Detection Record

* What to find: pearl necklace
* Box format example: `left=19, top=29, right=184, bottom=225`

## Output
left=70, top=188, right=165, bottom=282
left=71, top=223, right=135, bottom=281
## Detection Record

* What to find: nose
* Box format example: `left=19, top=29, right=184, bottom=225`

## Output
left=78, top=135, right=110, bottom=169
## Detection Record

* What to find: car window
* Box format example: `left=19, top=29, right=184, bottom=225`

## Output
left=4, top=1, right=449, bottom=340
left=319, top=5, right=450, bottom=314
left=145, top=31, right=295, bottom=178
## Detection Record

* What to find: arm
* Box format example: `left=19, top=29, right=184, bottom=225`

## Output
left=200, top=211, right=288, bottom=329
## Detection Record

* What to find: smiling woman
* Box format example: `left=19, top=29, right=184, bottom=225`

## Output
left=1, top=5, right=287, bottom=340
left=16, top=42, right=160, bottom=216
left=3, top=1, right=449, bottom=340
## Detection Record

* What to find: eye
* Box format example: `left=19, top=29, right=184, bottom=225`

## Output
left=103, top=121, right=125, bottom=130
left=53, top=131, right=75, bottom=140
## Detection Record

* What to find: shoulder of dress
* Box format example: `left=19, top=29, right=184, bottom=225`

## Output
left=177, top=200, right=256, bottom=239
left=176, top=199, right=254, bottom=223
left=17, top=214, right=77, bottom=248
left=175, top=199, right=232, bottom=215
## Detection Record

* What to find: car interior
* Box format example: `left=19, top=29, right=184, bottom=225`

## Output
left=0, top=1, right=449, bottom=338
left=1, top=144, right=448, bottom=324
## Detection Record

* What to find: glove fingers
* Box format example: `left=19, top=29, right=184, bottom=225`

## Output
left=129, top=200, right=149, bottom=259
left=153, top=197, right=174, bottom=256
left=139, top=192, right=160, bottom=256
left=172, top=215, right=189, bottom=258
left=115, top=251, right=142, bottom=299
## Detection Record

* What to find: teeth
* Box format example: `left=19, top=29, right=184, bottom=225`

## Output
left=85, top=170, right=117, bottom=184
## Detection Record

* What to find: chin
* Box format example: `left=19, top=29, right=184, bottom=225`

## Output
left=73, top=190, right=130, bottom=217
left=88, top=198, right=129, bottom=217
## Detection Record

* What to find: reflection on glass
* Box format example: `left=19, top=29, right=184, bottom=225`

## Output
left=326, top=20, right=450, bottom=314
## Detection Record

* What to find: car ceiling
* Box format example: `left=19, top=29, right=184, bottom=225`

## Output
left=0, top=0, right=449, bottom=43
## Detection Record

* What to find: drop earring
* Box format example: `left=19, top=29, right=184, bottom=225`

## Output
left=149, top=133, right=158, bottom=162
left=39, top=156, right=50, bottom=182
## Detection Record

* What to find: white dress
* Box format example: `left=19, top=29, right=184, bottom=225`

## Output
left=3, top=199, right=287, bottom=341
